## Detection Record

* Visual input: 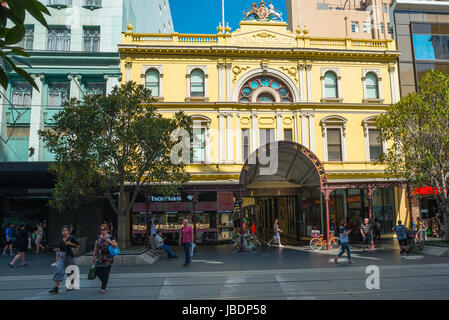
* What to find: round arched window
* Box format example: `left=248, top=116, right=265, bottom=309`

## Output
left=239, top=76, right=292, bottom=103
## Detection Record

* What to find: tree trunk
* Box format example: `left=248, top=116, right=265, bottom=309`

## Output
left=117, top=211, right=127, bottom=249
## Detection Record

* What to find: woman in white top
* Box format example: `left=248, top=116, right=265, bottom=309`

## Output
left=267, top=218, right=283, bottom=247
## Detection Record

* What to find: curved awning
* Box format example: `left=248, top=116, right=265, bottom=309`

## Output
left=240, top=141, right=327, bottom=189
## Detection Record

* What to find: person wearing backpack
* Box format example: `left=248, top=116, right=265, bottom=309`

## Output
left=48, top=225, right=80, bottom=294
left=393, top=220, right=409, bottom=254
left=92, top=224, right=118, bottom=293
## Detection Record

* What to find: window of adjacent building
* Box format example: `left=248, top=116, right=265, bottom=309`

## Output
left=48, top=0, right=72, bottom=6
left=18, top=25, right=34, bottom=50
left=363, top=22, right=371, bottom=33
left=83, top=26, right=100, bottom=52
left=83, top=0, right=102, bottom=7
left=381, top=23, right=385, bottom=34
left=48, top=82, right=70, bottom=107
left=47, top=26, right=71, bottom=51
left=284, top=129, right=292, bottom=141
left=388, top=23, right=393, bottom=34
left=324, top=71, right=338, bottom=98
left=351, top=21, right=359, bottom=33
left=383, top=3, right=388, bottom=14
left=369, top=129, right=382, bottom=161
left=327, top=128, right=342, bottom=161
left=190, top=69, right=205, bottom=97
left=11, top=82, right=32, bottom=107
left=365, top=72, right=379, bottom=99
left=192, top=127, right=206, bottom=163
left=145, top=69, right=160, bottom=96
left=84, top=81, right=106, bottom=95
left=159, top=4, right=162, bottom=15
left=242, top=129, right=250, bottom=162
left=259, top=128, right=274, bottom=147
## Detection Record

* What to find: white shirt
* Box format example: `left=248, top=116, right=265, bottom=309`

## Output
left=155, top=235, right=164, bottom=248
left=151, top=224, right=157, bottom=236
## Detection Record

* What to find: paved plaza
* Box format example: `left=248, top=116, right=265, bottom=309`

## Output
left=1, top=241, right=448, bottom=300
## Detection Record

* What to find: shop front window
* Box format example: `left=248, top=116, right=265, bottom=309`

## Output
left=372, top=188, right=396, bottom=233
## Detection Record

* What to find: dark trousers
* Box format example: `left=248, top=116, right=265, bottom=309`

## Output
left=337, top=242, right=351, bottom=259
left=182, top=242, right=191, bottom=264
left=96, top=265, right=112, bottom=290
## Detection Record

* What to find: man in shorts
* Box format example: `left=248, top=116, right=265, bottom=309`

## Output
left=360, top=218, right=374, bottom=254
left=2, top=223, right=14, bottom=257
left=393, top=220, right=409, bottom=254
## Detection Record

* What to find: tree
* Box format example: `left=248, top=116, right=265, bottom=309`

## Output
left=39, top=81, right=193, bottom=248
left=0, top=0, right=50, bottom=90
left=377, top=70, right=449, bottom=241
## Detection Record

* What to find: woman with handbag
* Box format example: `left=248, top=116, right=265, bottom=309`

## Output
left=9, top=223, right=29, bottom=268
left=92, top=224, right=118, bottom=293
left=48, top=225, right=80, bottom=294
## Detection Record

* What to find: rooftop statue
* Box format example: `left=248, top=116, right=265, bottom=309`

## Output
left=242, top=1, right=283, bottom=22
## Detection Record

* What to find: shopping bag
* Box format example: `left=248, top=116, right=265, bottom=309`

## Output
left=190, top=243, right=196, bottom=257
left=88, top=265, right=96, bottom=280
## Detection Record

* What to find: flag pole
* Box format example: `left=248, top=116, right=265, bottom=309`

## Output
left=222, top=0, right=225, bottom=29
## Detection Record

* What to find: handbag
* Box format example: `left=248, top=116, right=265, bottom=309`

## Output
left=108, top=245, right=120, bottom=257
left=88, top=265, right=96, bottom=280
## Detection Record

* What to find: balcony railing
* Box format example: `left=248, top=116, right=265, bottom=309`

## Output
left=47, top=0, right=72, bottom=9
left=83, top=0, right=102, bottom=10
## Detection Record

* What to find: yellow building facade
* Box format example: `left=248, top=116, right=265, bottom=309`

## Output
left=119, top=17, right=412, bottom=244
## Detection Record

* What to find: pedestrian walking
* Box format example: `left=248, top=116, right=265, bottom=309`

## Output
left=35, top=223, right=45, bottom=254
left=178, top=219, right=194, bottom=267
left=155, top=231, right=177, bottom=259
left=9, top=223, right=28, bottom=268
left=374, top=218, right=381, bottom=241
left=393, top=220, right=409, bottom=254
left=267, top=218, right=283, bottom=247
left=334, top=220, right=353, bottom=264
left=2, top=223, right=14, bottom=257
left=92, top=224, right=118, bottom=293
left=360, top=218, right=374, bottom=254
left=48, top=225, right=80, bottom=294
left=150, top=219, right=157, bottom=250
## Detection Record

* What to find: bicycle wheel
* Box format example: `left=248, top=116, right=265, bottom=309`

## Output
left=310, top=238, right=323, bottom=251
left=230, top=240, right=240, bottom=253
left=331, top=239, right=341, bottom=250
left=250, top=240, right=262, bottom=252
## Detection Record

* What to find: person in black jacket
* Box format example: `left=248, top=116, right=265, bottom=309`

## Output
left=9, top=223, right=29, bottom=268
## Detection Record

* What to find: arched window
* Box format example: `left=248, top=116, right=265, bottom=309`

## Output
left=324, top=71, right=338, bottom=98
left=190, top=69, right=205, bottom=97
left=238, top=76, right=292, bottom=103
left=365, top=72, right=379, bottom=99
left=145, top=69, right=160, bottom=96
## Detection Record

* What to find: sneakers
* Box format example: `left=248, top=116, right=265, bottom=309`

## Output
left=8, top=263, right=15, bottom=268
left=334, top=258, right=338, bottom=264
left=183, top=263, right=190, bottom=267
left=348, top=260, right=354, bottom=264
left=279, top=244, right=284, bottom=248
left=267, top=243, right=271, bottom=247
left=100, top=289, right=106, bottom=294
left=172, top=255, right=178, bottom=259
left=48, top=287, right=59, bottom=295
left=51, top=262, right=57, bottom=267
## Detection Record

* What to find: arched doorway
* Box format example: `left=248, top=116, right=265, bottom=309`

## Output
left=239, top=141, right=328, bottom=243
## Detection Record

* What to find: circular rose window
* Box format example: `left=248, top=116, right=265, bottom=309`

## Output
left=239, top=76, right=292, bottom=103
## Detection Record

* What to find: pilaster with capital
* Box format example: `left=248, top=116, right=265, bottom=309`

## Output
left=275, top=113, right=282, bottom=141
left=226, top=112, right=234, bottom=163
left=251, top=112, right=258, bottom=152
left=226, top=63, right=232, bottom=101
left=305, top=64, right=313, bottom=102
left=29, top=75, right=45, bottom=161
left=218, top=113, right=225, bottom=163
left=308, top=113, right=316, bottom=152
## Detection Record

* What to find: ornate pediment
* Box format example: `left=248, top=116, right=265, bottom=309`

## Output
left=231, top=25, right=296, bottom=47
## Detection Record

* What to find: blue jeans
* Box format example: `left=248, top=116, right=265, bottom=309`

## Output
left=182, top=242, right=191, bottom=264
left=161, top=244, right=175, bottom=257
left=337, top=242, right=351, bottom=259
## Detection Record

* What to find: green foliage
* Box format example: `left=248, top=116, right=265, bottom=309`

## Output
left=39, top=81, right=193, bottom=216
left=0, top=0, right=50, bottom=90
left=377, top=70, right=449, bottom=239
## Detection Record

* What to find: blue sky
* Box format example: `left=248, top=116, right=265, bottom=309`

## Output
left=169, top=0, right=287, bottom=34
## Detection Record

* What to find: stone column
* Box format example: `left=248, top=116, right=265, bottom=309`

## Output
left=276, top=113, right=282, bottom=141
left=104, top=75, right=120, bottom=94
left=301, top=113, right=308, bottom=147
left=251, top=112, right=258, bottom=152
left=367, top=186, right=375, bottom=222
left=293, top=112, right=298, bottom=143
left=69, top=74, right=82, bottom=100
left=28, top=75, right=44, bottom=161
left=226, top=64, right=232, bottom=101
left=125, top=60, right=132, bottom=82
left=298, top=64, right=306, bottom=102
left=306, top=64, right=313, bottom=102
left=218, top=113, right=225, bottom=163
left=205, top=122, right=210, bottom=164
left=236, top=113, right=242, bottom=163
left=218, top=63, right=225, bottom=101
left=308, top=113, right=316, bottom=152
left=226, top=113, right=233, bottom=163
left=323, top=189, right=331, bottom=250
left=389, top=65, right=398, bottom=104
